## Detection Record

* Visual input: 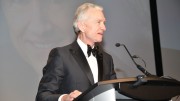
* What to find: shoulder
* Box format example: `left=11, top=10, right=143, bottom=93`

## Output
left=49, top=44, right=72, bottom=55
left=48, top=41, right=78, bottom=56
left=97, top=44, right=112, bottom=58
left=102, top=51, right=112, bottom=59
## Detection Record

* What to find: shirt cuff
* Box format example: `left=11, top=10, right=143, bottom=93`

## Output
left=58, top=94, right=68, bottom=101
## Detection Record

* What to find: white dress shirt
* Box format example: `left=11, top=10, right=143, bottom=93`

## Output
left=77, top=38, right=98, bottom=83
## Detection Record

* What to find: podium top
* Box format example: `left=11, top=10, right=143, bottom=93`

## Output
left=98, top=76, right=180, bottom=86
left=75, top=76, right=180, bottom=101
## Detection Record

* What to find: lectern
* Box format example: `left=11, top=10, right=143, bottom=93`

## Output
left=74, top=76, right=180, bottom=101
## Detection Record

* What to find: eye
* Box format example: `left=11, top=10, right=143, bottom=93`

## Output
left=97, top=21, right=101, bottom=24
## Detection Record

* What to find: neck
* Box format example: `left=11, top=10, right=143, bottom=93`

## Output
left=78, top=34, right=94, bottom=47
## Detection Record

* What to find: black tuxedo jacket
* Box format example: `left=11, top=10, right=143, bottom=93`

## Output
left=36, top=41, right=117, bottom=101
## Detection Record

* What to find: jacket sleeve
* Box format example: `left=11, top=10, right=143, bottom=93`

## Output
left=36, top=48, right=64, bottom=101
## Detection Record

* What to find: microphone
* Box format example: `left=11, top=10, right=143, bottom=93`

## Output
left=115, top=43, right=152, bottom=76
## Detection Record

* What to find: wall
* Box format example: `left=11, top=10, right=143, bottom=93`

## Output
left=157, top=0, right=180, bottom=80
left=0, top=0, right=155, bottom=100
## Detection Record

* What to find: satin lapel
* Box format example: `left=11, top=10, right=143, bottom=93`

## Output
left=70, top=41, right=94, bottom=85
left=96, top=49, right=104, bottom=81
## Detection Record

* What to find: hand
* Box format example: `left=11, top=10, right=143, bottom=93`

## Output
left=62, top=90, right=82, bottom=101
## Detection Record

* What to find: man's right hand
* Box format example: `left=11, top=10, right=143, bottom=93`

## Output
left=62, top=90, right=82, bottom=101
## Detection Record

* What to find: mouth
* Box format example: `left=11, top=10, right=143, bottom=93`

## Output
left=98, top=32, right=103, bottom=35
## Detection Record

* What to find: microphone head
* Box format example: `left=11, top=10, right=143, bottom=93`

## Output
left=115, top=43, right=121, bottom=47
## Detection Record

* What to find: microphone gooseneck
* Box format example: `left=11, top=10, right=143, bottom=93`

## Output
left=115, top=43, right=152, bottom=76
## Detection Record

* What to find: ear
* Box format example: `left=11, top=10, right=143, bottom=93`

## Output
left=77, top=21, right=86, bottom=33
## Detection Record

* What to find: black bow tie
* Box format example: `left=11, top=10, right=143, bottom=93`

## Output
left=87, top=45, right=98, bottom=57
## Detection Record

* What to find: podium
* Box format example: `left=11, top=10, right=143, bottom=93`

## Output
left=74, top=76, right=180, bottom=101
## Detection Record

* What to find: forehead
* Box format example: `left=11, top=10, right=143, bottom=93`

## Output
left=85, top=8, right=106, bottom=20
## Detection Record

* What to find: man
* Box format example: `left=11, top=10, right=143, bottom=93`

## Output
left=36, top=3, right=117, bottom=101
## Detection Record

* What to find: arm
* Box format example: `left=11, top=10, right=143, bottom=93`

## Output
left=36, top=48, right=64, bottom=101
left=109, top=55, right=119, bottom=90
left=36, top=48, right=82, bottom=101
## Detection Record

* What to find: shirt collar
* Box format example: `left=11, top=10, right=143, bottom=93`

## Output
left=77, top=38, right=88, bottom=57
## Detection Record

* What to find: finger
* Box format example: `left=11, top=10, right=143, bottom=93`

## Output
left=67, top=94, right=74, bottom=101
left=68, top=91, right=81, bottom=99
left=73, top=90, right=82, bottom=96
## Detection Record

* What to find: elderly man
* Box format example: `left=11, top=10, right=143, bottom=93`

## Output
left=36, top=2, right=117, bottom=101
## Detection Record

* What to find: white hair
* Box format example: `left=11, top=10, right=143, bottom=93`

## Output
left=73, top=3, right=103, bottom=35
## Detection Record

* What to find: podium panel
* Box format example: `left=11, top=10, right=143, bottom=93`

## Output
left=74, top=84, right=116, bottom=101
left=89, top=85, right=116, bottom=101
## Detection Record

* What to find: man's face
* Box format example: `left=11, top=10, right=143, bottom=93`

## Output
left=1, top=0, right=80, bottom=76
left=82, top=8, right=106, bottom=45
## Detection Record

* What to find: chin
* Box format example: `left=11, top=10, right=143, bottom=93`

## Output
left=96, top=39, right=103, bottom=43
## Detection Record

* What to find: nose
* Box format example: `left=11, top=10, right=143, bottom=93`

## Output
left=101, top=23, right=106, bottom=31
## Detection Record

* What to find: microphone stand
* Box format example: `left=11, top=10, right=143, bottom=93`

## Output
left=115, top=43, right=153, bottom=77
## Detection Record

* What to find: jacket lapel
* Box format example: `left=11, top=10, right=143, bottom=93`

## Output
left=96, top=44, right=104, bottom=81
left=70, top=41, right=94, bottom=85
